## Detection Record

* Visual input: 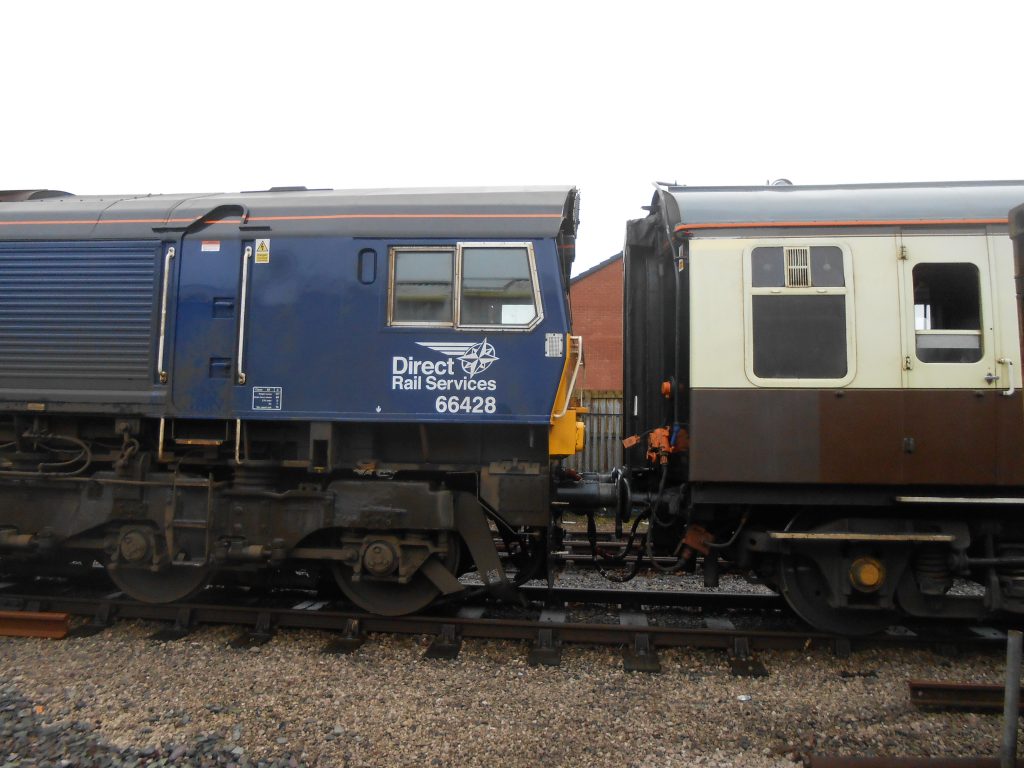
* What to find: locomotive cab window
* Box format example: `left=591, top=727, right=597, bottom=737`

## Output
left=390, top=248, right=454, bottom=325
left=912, top=263, right=983, bottom=363
left=457, top=244, right=539, bottom=328
left=389, top=242, right=542, bottom=330
left=746, top=245, right=853, bottom=383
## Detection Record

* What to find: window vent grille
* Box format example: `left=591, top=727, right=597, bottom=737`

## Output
left=785, top=247, right=811, bottom=287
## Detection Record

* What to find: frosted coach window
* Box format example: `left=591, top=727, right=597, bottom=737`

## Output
left=390, top=248, right=454, bottom=325
left=912, top=263, right=983, bottom=363
left=747, top=245, right=851, bottom=382
left=458, top=244, right=539, bottom=327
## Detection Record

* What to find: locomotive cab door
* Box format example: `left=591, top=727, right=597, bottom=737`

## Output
left=170, top=237, right=243, bottom=416
left=897, top=233, right=999, bottom=484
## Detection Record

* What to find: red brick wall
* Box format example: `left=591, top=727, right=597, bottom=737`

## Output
left=569, top=256, right=623, bottom=391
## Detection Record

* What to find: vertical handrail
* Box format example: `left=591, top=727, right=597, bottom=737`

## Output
left=156, top=246, right=175, bottom=384
left=234, top=419, right=244, bottom=465
left=552, top=335, right=583, bottom=420
left=157, top=418, right=167, bottom=462
left=237, top=245, right=253, bottom=384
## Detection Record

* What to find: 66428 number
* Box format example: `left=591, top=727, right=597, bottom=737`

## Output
left=435, top=395, right=496, bottom=414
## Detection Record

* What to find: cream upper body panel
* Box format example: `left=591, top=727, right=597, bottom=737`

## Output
left=689, top=232, right=1022, bottom=391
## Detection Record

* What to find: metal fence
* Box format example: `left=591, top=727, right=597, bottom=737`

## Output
left=564, top=390, right=623, bottom=474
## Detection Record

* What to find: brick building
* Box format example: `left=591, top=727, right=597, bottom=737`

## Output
left=569, top=252, right=623, bottom=392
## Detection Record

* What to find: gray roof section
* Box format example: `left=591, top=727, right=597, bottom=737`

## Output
left=0, top=186, right=578, bottom=241
left=659, top=180, right=1024, bottom=230
left=1012, top=203, right=1024, bottom=239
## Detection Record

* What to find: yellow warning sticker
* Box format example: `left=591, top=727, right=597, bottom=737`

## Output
left=255, top=239, right=271, bottom=264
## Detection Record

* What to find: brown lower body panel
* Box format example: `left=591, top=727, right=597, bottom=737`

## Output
left=689, top=388, right=1024, bottom=486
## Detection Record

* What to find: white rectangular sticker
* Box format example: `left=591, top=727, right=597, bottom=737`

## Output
left=252, top=386, right=282, bottom=411
left=255, top=239, right=271, bottom=263
left=201, top=240, right=221, bottom=252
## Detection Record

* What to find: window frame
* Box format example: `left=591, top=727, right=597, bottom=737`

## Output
left=455, top=241, right=543, bottom=332
left=742, top=241, right=857, bottom=388
left=387, top=241, right=544, bottom=332
left=387, top=246, right=457, bottom=328
left=910, top=261, right=984, bottom=365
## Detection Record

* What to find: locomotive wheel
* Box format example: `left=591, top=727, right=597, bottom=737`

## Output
left=108, top=563, right=212, bottom=604
left=779, top=553, right=894, bottom=636
left=333, top=546, right=460, bottom=616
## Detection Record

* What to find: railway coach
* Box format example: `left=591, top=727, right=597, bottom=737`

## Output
left=619, top=180, right=1024, bottom=634
left=0, top=186, right=583, bottom=614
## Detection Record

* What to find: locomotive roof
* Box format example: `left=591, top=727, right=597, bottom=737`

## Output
left=657, top=180, right=1024, bottom=232
left=0, top=186, right=579, bottom=241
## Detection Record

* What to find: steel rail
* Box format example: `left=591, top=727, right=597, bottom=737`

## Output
left=0, top=579, right=1015, bottom=657
left=809, top=758, right=1005, bottom=768
left=523, top=585, right=783, bottom=610
left=909, top=680, right=1023, bottom=712
left=0, top=609, right=69, bottom=639
left=1, top=590, right=819, bottom=651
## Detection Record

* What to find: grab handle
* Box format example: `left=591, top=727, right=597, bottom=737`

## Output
left=553, top=335, right=583, bottom=419
left=156, top=246, right=175, bottom=384
left=999, top=358, right=1015, bottom=397
left=237, top=246, right=253, bottom=384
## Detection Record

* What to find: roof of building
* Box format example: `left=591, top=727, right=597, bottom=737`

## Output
left=570, top=251, right=622, bottom=284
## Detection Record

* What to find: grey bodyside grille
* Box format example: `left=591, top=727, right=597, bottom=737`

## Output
left=0, top=242, right=159, bottom=388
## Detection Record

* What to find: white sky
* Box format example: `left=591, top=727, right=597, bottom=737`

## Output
left=4, top=1, right=1023, bottom=275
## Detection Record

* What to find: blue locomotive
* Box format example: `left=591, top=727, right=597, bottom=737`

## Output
left=0, top=187, right=583, bottom=613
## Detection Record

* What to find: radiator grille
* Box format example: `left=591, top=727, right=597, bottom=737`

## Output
left=0, top=241, right=160, bottom=387
left=784, top=247, right=811, bottom=287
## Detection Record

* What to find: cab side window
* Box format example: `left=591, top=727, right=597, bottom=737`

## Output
left=389, top=242, right=542, bottom=330
left=390, top=248, right=454, bottom=325
left=459, top=245, right=538, bottom=327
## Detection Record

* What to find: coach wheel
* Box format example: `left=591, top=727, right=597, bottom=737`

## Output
left=108, top=563, right=212, bottom=604
left=332, top=544, right=460, bottom=616
left=779, top=552, right=895, bottom=636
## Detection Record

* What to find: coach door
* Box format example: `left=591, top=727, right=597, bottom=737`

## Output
left=171, top=238, right=243, bottom=416
left=899, top=234, right=998, bottom=388
left=898, top=233, right=998, bottom=484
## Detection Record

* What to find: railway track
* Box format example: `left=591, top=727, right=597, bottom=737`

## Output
left=0, top=576, right=1017, bottom=674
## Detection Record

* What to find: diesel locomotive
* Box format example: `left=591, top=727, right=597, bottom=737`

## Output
left=0, top=187, right=583, bottom=615
left=616, top=180, right=1024, bottom=634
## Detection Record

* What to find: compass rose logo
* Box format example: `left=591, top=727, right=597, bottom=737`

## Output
left=415, top=339, right=500, bottom=377
left=457, top=338, right=499, bottom=376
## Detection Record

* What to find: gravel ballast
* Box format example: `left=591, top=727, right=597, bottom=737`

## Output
left=1, top=620, right=1021, bottom=768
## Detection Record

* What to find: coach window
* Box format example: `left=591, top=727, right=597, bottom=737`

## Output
left=389, top=248, right=454, bottom=325
left=912, top=263, right=983, bottom=363
left=457, top=243, right=541, bottom=329
left=748, top=245, right=852, bottom=382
